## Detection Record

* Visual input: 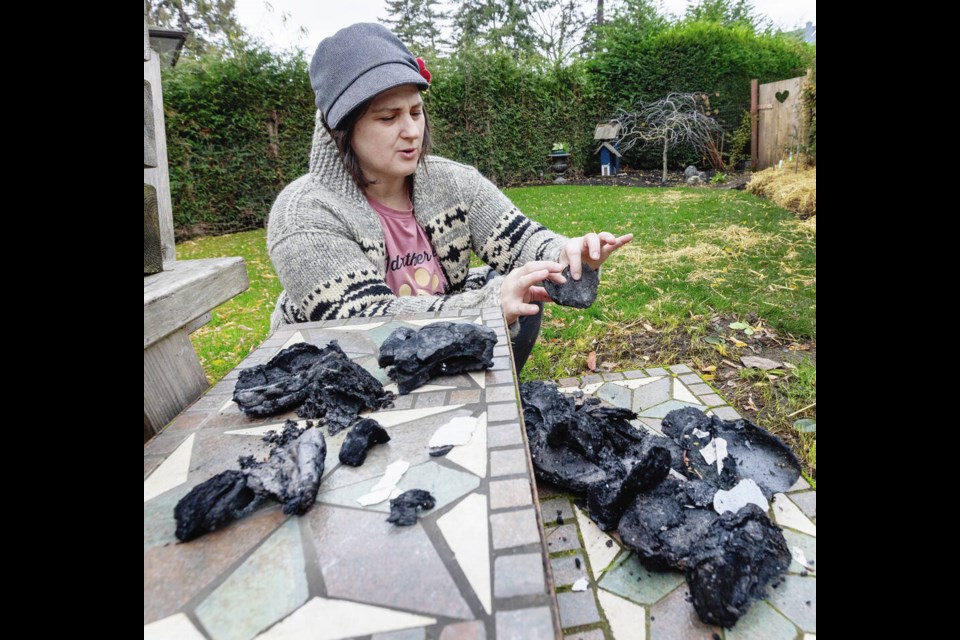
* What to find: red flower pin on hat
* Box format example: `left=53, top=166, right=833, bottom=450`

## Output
left=416, top=57, right=432, bottom=84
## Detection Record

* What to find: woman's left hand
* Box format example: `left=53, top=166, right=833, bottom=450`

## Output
left=560, top=232, right=634, bottom=280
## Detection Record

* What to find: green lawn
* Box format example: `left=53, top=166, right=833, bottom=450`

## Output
left=176, top=185, right=816, bottom=480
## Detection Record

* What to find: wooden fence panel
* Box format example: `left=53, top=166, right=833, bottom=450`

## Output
left=756, top=76, right=807, bottom=170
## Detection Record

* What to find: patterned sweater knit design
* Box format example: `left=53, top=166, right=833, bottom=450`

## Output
left=267, top=114, right=569, bottom=328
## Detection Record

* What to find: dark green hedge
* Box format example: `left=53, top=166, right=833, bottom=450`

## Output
left=426, top=50, right=605, bottom=185
left=161, top=23, right=815, bottom=236
left=589, top=21, right=814, bottom=168
left=162, top=47, right=314, bottom=236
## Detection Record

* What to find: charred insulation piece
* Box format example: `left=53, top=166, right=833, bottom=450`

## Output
left=543, top=264, right=599, bottom=308
left=339, top=419, right=391, bottom=466
left=386, top=489, right=436, bottom=526
left=174, top=426, right=327, bottom=541
left=233, top=341, right=394, bottom=434
left=617, top=477, right=720, bottom=571
left=520, top=381, right=670, bottom=530
left=378, top=322, right=497, bottom=394
left=685, top=504, right=791, bottom=627
left=173, top=470, right=264, bottom=543
left=660, top=406, right=801, bottom=497
left=617, top=479, right=790, bottom=627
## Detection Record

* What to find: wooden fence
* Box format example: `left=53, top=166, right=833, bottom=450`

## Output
left=752, top=74, right=810, bottom=170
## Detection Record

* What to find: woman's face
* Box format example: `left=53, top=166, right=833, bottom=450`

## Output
left=352, top=84, right=425, bottom=186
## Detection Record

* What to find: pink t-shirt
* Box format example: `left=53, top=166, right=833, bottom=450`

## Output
left=367, top=196, right=447, bottom=297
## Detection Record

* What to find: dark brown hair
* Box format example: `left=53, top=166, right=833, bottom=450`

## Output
left=323, top=95, right=432, bottom=195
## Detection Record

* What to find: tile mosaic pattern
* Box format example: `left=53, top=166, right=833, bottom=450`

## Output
left=144, top=310, right=558, bottom=639
left=539, top=367, right=817, bottom=639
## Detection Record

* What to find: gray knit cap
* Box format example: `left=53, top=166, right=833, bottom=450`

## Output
left=310, top=23, right=430, bottom=129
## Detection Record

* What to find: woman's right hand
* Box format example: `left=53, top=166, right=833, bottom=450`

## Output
left=500, top=261, right=565, bottom=325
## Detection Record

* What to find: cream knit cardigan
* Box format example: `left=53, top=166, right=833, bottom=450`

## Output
left=268, top=115, right=568, bottom=329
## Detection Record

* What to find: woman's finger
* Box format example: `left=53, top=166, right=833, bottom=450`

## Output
left=585, top=233, right=601, bottom=260
left=528, top=286, right=551, bottom=302
left=566, top=241, right=583, bottom=280
left=516, top=269, right=551, bottom=290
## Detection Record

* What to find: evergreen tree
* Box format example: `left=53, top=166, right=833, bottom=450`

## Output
left=452, top=0, right=549, bottom=54
left=381, top=0, right=447, bottom=54
left=146, top=0, right=246, bottom=57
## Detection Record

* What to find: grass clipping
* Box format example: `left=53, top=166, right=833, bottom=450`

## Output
left=748, top=165, right=816, bottom=218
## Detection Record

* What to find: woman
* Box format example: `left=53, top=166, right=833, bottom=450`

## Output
left=268, top=23, right=632, bottom=371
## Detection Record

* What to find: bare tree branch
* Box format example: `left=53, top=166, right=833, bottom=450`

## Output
left=611, top=93, right=722, bottom=181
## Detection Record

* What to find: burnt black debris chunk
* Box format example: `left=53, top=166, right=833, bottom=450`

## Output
left=339, top=419, right=391, bottom=466
left=174, top=470, right=264, bottom=542
left=685, top=504, right=791, bottom=627
left=174, top=427, right=327, bottom=541
left=661, top=406, right=801, bottom=497
left=521, top=381, right=668, bottom=530
left=243, top=427, right=327, bottom=515
left=263, top=419, right=310, bottom=446
left=378, top=322, right=497, bottom=394
left=586, top=442, right=672, bottom=531
left=233, top=341, right=393, bottom=434
left=543, top=265, right=599, bottom=309
left=387, top=489, right=436, bottom=526
left=618, top=478, right=719, bottom=571
left=429, top=445, right=454, bottom=457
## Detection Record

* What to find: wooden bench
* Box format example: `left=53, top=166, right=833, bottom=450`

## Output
left=144, top=17, right=248, bottom=441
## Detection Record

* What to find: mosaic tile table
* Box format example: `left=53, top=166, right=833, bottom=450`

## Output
left=144, top=308, right=560, bottom=640
left=539, top=367, right=816, bottom=640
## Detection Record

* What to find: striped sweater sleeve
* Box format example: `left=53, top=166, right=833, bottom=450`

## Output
left=462, top=168, right=569, bottom=274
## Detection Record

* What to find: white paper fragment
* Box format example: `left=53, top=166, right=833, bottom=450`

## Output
left=699, top=437, right=729, bottom=473
left=692, top=428, right=711, bottom=438
left=714, top=437, right=728, bottom=473
left=571, top=578, right=589, bottom=592
left=713, top=478, right=769, bottom=514
left=700, top=440, right=717, bottom=466
left=356, top=487, right=395, bottom=506
left=429, top=416, right=478, bottom=448
left=790, top=546, right=815, bottom=572
left=357, top=460, right=410, bottom=505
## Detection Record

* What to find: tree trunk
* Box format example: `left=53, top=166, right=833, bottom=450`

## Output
left=597, top=0, right=604, bottom=25
left=661, top=138, right=668, bottom=183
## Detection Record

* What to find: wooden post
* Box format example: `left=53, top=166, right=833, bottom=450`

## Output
left=143, top=53, right=176, bottom=263
left=750, top=78, right=758, bottom=170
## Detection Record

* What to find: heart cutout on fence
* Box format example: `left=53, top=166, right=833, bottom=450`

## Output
left=775, top=90, right=790, bottom=103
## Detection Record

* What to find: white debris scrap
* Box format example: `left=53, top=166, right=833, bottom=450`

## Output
left=428, top=416, right=478, bottom=448
left=713, top=478, right=769, bottom=514
left=357, top=460, right=410, bottom=506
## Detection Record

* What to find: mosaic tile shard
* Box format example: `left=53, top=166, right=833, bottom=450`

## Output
left=143, top=613, right=207, bottom=640
left=672, top=379, right=702, bottom=405
left=438, top=494, right=492, bottom=614
left=445, top=412, right=489, bottom=477
left=281, top=331, right=305, bottom=350
left=144, top=434, right=195, bottom=503
left=309, top=506, right=473, bottom=619
left=573, top=505, right=619, bottom=578
left=613, top=376, right=664, bottom=390
left=598, top=589, right=647, bottom=640
left=430, top=416, right=479, bottom=447
left=257, top=597, right=435, bottom=639
left=772, top=493, right=817, bottom=537
left=196, top=518, right=308, bottom=640
left=366, top=405, right=465, bottom=428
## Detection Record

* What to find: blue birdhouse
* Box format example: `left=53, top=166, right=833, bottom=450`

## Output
left=593, top=122, right=622, bottom=176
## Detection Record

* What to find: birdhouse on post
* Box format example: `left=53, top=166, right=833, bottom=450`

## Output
left=593, top=123, right=622, bottom=176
